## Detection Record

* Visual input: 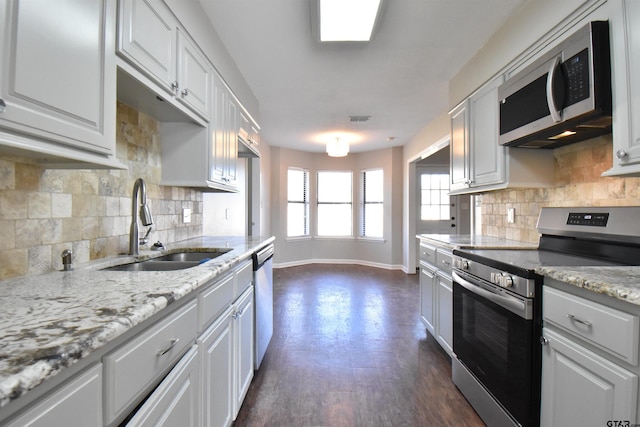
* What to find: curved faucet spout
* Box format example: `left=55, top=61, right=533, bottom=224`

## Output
left=130, top=178, right=154, bottom=255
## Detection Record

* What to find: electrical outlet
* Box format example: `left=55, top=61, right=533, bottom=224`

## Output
left=183, top=208, right=191, bottom=223
left=507, top=207, right=515, bottom=224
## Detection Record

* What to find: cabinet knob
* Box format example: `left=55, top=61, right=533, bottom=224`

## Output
left=0, top=98, right=5, bottom=113
left=540, top=336, right=549, bottom=346
left=171, top=81, right=179, bottom=91
left=616, top=149, right=628, bottom=159
left=181, top=89, right=189, bottom=97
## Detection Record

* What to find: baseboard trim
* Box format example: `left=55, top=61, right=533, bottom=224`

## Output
left=273, top=259, right=408, bottom=273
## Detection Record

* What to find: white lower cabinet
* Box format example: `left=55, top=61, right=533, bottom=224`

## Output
left=233, top=286, right=254, bottom=417
left=541, top=328, right=638, bottom=426
left=5, top=364, right=102, bottom=427
left=435, top=272, right=453, bottom=355
left=418, top=240, right=454, bottom=357
left=199, top=306, right=234, bottom=427
left=125, top=345, right=200, bottom=427
left=419, top=265, right=436, bottom=336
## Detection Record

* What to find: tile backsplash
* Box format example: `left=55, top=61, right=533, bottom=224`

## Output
left=481, top=135, right=640, bottom=243
left=0, top=102, right=203, bottom=280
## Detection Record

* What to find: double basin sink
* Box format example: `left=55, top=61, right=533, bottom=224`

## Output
left=103, top=249, right=232, bottom=272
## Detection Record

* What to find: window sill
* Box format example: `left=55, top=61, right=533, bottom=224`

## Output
left=357, top=237, right=386, bottom=243
left=286, top=236, right=312, bottom=242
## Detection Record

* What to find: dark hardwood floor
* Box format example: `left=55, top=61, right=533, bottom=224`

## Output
left=234, top=264, right=484, bottom=427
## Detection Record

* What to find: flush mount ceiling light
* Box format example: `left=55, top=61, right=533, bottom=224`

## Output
left=327, top=137, right=349, bottom=157
left=311, top=0, right=384, bottom=42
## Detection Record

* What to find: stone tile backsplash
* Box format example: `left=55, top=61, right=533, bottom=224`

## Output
left=0, top=103, right=203, bottom=280
left=481, top=135, right=640, bottom=243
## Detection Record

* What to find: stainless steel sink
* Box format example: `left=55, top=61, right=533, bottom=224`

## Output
left=102, top=260, right=200, bottom=272
left=153, top=250, right=231, bottom=262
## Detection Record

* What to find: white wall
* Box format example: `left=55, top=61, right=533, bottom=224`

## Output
left=271, top=146, right=404, bottom=270
left=400, top=0, right=609, bottom=273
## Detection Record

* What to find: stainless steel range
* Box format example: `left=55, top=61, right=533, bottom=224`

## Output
left=451, top=206, right=640, bottom=427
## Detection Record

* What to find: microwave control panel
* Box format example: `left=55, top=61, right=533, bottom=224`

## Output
left=563, top=48, right=590, bottom=106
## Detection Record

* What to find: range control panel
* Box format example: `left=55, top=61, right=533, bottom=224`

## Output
left=566, top=212, right=609, bottom=227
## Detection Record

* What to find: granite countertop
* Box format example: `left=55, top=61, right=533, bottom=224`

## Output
left=0, top=235, right=274, bottom=410
left=417, top=234, right=640, bottom=308
left=416, top=234, right=538, bottom=250
left=536, top=266, right=640, bottom=306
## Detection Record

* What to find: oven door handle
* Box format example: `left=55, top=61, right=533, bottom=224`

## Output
left=452, top=271, right=532, bottom=320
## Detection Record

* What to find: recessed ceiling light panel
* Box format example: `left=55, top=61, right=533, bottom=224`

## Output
left=316, top=0, right=382, bottom=42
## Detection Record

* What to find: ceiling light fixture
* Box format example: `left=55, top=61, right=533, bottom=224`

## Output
left=316, top=0, right=383, bottom=42
left=327, top=137, right=349, bottom=157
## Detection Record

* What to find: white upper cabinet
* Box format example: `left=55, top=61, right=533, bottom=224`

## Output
left=0, top=0, right=122, bottom=168
left=118, top=0, right=177, bottom=94
left=449, top=76, right=554, bottom=195
left=604, top=0, right=640, bottom=176
left=177, top=29, right=211, bottom=119
left=117, top=0, right=211, bottom=121
left=469, top=76, right=505, bottom=188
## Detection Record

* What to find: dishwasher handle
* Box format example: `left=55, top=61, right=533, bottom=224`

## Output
left=253, top=244, right=274, bottom=270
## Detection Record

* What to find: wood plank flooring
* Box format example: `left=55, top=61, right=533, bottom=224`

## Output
left=234, top=264, right=484, bottom=427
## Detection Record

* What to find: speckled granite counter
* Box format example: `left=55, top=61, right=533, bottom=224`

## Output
left=417, top=234, right=538, bottom=250
left=536, top=266, right=640, bottom=306
left=0, top=235, right=274, bottom=411
left=418, top=234, right=640, bottom=307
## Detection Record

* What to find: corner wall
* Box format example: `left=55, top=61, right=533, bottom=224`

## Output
left=271, top=146, right=404, bottom=269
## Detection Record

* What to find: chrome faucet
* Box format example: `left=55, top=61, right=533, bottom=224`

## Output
left=129, top=178, right=154, bottom=255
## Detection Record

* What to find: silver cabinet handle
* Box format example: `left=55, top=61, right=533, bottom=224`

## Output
left=157, top=338, right=179, bottom=356
left=540, top=336, right=549, bottom=346
left=182, top=89, right=188, bottom=97
left=616, top=149, right=628, bottom=159
left=171, top=81, right=179, bottom=91
left=0, top=98, right=5, bottom=113
left=567, top=314, right=592, bottom=327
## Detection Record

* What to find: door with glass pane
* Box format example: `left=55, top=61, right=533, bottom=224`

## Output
left=417, top=169, right=455, bottom=234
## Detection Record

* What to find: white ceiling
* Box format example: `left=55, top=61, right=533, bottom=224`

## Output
left=198, top=0, right=527, bottom=154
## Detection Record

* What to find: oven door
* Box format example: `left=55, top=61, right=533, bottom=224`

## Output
left=452, top=270, right=538, bottom=427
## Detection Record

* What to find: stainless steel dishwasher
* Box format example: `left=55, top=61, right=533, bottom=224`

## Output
left=253, top=244, right=274, bottom=369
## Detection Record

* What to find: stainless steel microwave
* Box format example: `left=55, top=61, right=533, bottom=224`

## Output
left=498, top=21, right=612, bottom=148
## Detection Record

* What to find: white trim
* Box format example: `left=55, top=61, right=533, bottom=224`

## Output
left=273, top=258, right=409, bottom=273
left=356, top=237, right=386, bottom=243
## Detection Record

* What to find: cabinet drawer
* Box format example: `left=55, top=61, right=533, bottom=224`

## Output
left=544, top=287, right=639, bottom=365
left=419, top=243, right=436, bottom=266
left=199, top=273, right=234, bottom=330
left=235, top=260, right=253, bottom=298
left=436, top=249, right=453, bottom=274
left=104, top=301, right=197, bottom=424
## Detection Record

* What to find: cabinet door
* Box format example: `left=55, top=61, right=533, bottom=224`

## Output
left=177, top=29, right=211, bottom=120
left=420, top=265, right=436, bottom=336
left=0, top=0, right=116, bottom=155
left=607, top=0, right=640, bottom=174
left=469, top=76, right=504, bottom=187
left=449, top=100, right=470, bottom=191
left=541, top=328, right=638, bottom=426
left=210, top=75, right=227, bottom=184
left=126, top=345, right=200, bottom=427
left=5, top=364, right=102, bottom=427
left=226, top=96, right=239, bottom=187
left=436, top=273, right=453, bottom=356
left=233, top=287, right=254, bottom=418
left=118, top=0, right=177, bottom=94
left=199, top=307, right=234, bottom=427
